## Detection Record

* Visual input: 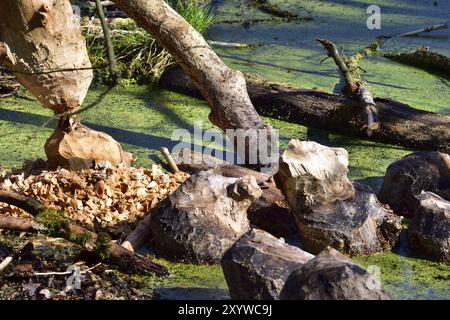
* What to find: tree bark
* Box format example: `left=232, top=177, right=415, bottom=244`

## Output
left=0, top=215, right=45, bottom=233
left=0, top=0, right=93, bottom=115
left=160, top=67, right=450, bottom=153
left=113, top=0, right=276, bottom=169
left=0, top=191, right=44, bottom=216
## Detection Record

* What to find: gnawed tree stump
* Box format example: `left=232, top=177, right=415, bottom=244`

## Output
left=123, top=152, right=297, bottom=252
left=44, top=120, right=133, bottom=170
left=276, top=139, right=402, bottom=255
left=408, top=192, right=450, bottom=264
left=378, top=152, right=450, bottom=217
left=276, top=140, right=354, bottom=208
left=280, top=247, right=390, bottom=300
left=0, top=0, right=132, bottom=170
left=221, top=228, right=314, bottom=300
left=147, top=172, right=262, bottom=263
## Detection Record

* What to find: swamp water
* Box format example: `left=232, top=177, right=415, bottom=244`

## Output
left=0, top=0, right=449, bottom=299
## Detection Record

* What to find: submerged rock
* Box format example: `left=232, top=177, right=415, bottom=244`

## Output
left=280, top=247, right=390, bottom=300
left=378, top=152, right=450, bottom=217
left=408, top=192, right=450, bottom=263
left=277, top=139, right=402, bottom=255
left=149, top=172, right=262, bottom=263
left=221, top=229, right=314, bottom=300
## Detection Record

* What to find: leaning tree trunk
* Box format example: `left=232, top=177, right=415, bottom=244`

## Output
left=113, top=0, right=277, bottom=170
left=0, top=0, right=132, bottom=170
left=0, top=0, right=92, bottom=115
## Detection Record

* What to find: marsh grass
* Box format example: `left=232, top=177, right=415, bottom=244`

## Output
left=84, top=0, right=214, bottom=84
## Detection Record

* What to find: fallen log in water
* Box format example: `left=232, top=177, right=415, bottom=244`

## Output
left=160, top=67, right=450, bottom=153
left=384, top=48, right=450, bottom=77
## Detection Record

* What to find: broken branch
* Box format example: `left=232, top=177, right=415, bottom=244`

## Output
left=160, top=147, right=180, bottom=173
left=0, top=191, right=44, bottom=216
left=0, top=214, right=46, bottom=232
left=316, top=38, right=378, bottom=135
left=0, top=256, right=13, bottom=273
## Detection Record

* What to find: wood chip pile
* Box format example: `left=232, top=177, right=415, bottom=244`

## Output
left=0, top=159, right=189, bottom=229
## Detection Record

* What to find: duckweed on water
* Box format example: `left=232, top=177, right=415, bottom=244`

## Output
left=353, top=253, right=450, bottom=300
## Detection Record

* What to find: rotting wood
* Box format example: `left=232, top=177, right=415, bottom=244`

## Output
left=384, top=48, right=450, bottom=77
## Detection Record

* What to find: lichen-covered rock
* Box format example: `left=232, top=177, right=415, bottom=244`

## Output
left=277, top=139, right=402, bottom=255
left=149, top=172, right=262, bottom=263
left=280, top=247, right=390, bottom=300
left=221, top=229, right=314, bottom=300
left=378, top=152, right=450, bottom=217
left=408, top=192, right=450, bottom=263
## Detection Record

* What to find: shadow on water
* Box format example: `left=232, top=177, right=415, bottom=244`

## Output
left=154, top=287, right=230, bottom=300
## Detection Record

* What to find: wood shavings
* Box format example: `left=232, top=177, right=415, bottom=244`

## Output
left=0, top=159, right=189, bottom=230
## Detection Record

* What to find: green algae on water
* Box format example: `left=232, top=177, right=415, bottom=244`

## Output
left=353, top=252, right=450, bottom=300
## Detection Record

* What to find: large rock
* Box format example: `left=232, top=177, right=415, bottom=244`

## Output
left=408, top=192, right=450, bottom=263
left=149, top=172, right=262, bottom=263
left=378, top=152, right=450, bottom=217
left=174, top=148, right=299, bottom=240
left=277, top=139, right=402, bottom=254
left=221, top=229, right=314, bottom=300
left=45, top=121, right=133, bottom=170
left=277, top=140, right=355, bottom=209
left=280, top=247, right=390, bottom=300
left=297, top=182, right=402, bottom=254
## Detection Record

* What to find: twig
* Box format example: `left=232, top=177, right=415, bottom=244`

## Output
left=393, top=23, right=448, bottom=38
left=0, top=256, right=13, bottom=273
left=160, top=147, right=180, bottom=173
left=208, top=40, right=259, bottom=48
left=34, top=270, right=73, bottom=276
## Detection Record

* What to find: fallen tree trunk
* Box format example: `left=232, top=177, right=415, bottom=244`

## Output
left=384, top=48, right=450, bottom=77
left=113, top=0, right=277, bottom=170
left=160, top=67, right=450, bottom=153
